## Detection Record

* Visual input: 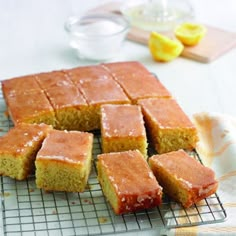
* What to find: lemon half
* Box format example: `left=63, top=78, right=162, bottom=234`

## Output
left=148, top=32, right=184, bottom=62
left=175, top=23, right=207, bottom=46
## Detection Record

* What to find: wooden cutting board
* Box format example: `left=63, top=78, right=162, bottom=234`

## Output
left=89, top=2, right=236, bottom=63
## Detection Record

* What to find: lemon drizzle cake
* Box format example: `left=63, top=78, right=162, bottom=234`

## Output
left=138, top=98, right=198, bottom=153
left=1, top=74, right=42, bottom=97
left=35, top=130, right=93, bottom=192
left=102, top=61, right=172, bottom=103
left=77, top=78, right=130, bottom=130
left=35, top=70, right=73, bottom=90
left=5, top=91, right=57, bottom=127
left=67, top=65, right=114, bottom=84
left=44, top=83, right=90, bottom=131
left=100, top=104, right=148, bottom=157
left=0, top=123, right=52, bottom=180
left=149, top=150, right=218, bottom=208
left=97, top=150, right=163, bottom=215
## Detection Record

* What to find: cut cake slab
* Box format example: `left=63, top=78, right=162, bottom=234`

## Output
left=35, top=130, right=93, bottom=192
left=101, top=104, right=148, bottom=157
left=0, top=123, right=52, bottom=180
left=97, top=150, right=163, bottom=214
left=149, top=149, right=218, bottom=208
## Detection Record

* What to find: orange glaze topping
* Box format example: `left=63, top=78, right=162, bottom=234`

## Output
left=78, top=78, right=130, bottom=105
left=138, top=98, right=195, bottom=128
left=103, top=61, right=149, bottom=78
left=150, top=150, right=218, bottom=190
left=6, top=91, right=54, bottom=123
left=2, top=75, right=42, bottom=96
left=101, top=104, right=146, bottom=137
left=45, top=83, right=87, bottom=109
left=37, top=130, right=93, bottom=164
left=103, top=61, right=171, bottom=101
left=35, top=70, right=73, bottom=90
left=67, top=65, right=114, bottom=84
left=98, top=150, right=162, bottom=199
left=0, top=123, right=52, bottom=156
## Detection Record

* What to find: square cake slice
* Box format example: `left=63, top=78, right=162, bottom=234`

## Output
left=78, top=78, right=130, bottom=130
left=35, top=70, right=73, bottom=90
left=102, top=61, right=172, bottom=103
left=149, top=150, right=218, bottom=208
left=0, top=123, right=52, bottom=180
left=45, top=83, right=90, bottom=131
left=35, top=130, right=93, bottom=192
left=67, top=65, right=113, bottom=84
left=97, top=150, right=163, bottom=215
left=101, top=104, right=148, bottom=157
left=1, top=74, right=42, bottom=98
left=138, top=98, right=198, bottom=154
left=5, top=91, right=57, bottom=127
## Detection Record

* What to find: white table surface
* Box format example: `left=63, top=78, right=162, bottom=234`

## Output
left=0, top=0, right=235, bottom=235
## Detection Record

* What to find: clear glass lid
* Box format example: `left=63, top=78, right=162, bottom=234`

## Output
left=121, top=0, right=194, bottom=32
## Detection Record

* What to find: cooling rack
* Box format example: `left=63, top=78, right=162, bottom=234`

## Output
left=0, top=92, right=227, bottom=236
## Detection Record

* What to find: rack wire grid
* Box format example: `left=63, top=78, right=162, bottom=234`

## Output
left=0, top=92, right=227, bottom=236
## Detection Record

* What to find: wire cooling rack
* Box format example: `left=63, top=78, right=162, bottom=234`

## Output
left=0, top=92, right=227, bottom=236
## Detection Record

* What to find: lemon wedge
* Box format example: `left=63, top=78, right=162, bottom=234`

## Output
left=175, top=23, right=207, bottom=46
left=148, top=32, right=184, bottom=62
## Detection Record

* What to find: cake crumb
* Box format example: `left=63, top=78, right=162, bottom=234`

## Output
left=52, top=209, right=57, bottom=214
left=4, top=110, right=9, bottom=118
left=83, top=199, right=92, bottom=204
left=98, top=217, right=108, bottom=224
left=0, top=192, right=11, bottom=197
left=85, top=184, right=92, bottom=190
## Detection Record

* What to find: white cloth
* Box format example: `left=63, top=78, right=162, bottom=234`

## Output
left=168, top=112, right=236, bottom=235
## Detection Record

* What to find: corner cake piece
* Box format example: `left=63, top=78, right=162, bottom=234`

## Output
left=35, top=130, right=93, bottom=192
left=138, top=98, right=198, bottom=154
left=97, top=150, right=163, bottom=215
left=44, top=83, right=90, bottom=131
left=78, top=78, right=130, bottom=130
left=5, top=91, right=57, bottom=127
left=0, top=123, right=52, bottom=180
left=149, top=150, right=218, bottom=208
left=1, top=74, right=42, bottom=97
left=101, top=104, right=148, bottom=157
left=67, top=65, right=113, bottom=84
left=102, top=61, right=172, bottom=103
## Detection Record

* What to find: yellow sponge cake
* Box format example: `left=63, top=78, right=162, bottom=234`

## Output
left=138, top=98, right=198, bottom=153
left=5, top=91, right=57, bottom=127
left=35, top=70, right=73, bottom=90
left=44, top=83, right=90, bottom=131
left=101, top=104, right=148, bottom=157
left=68, top=65, right=113, bottom=84
left=102, top=61, right=172, bottom=103
left=1, top=74, right=42, bottom=98
left=78, top=78, right=130, bottom=130
left=0, top=123, right=52, bottom=180
left=149, top=150, right=218, bottom=208
left=97, top=150, right=163, bottom=214
left=35, top=130, right=93, bottom=192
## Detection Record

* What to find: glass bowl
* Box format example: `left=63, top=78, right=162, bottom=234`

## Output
left=64, top=13, right=130, bottom=61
